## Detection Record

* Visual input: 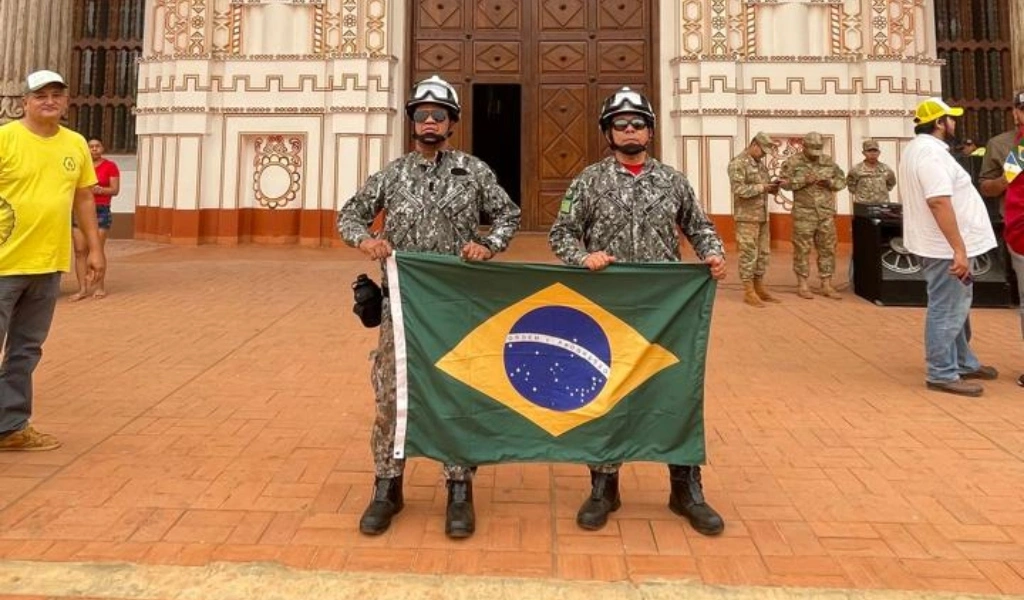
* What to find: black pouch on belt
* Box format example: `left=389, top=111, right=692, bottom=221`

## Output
left=351, top=273, right=383, bottom=328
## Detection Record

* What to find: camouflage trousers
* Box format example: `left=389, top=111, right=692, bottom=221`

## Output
left=370, top=299, right=474, bottom=481
left=735, top=220, right=770, bottom=282
left=791, top=209, right=837, bottom=279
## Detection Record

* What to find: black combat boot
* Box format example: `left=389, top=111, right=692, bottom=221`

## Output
left=668, top=465, right=724, bottom=536
left=445, top=480, right=475, bottom=539
left=576, top=470, right=622, bottom=531
left=359, top=476, right=404, bottom=535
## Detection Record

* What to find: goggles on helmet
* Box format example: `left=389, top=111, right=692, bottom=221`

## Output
left=410, top=79, right=459, bottom=105
left=606, top=89, right=647, bottom=112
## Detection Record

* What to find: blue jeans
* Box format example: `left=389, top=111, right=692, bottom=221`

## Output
left=0, top=274, right=61, bottom=436
left=920, top=257, right=981, bottom=383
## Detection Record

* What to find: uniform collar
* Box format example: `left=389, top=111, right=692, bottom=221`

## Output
left=411, top=148, right=448, bottom=168
left=608, top=155, right=652, bottom=173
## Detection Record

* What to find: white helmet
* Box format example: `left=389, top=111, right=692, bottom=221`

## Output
left=406, top=75, right=461, bottom=122
left=599, top=87, right=656, bottom=130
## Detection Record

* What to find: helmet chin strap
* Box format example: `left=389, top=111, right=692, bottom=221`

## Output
left=614, top=143, right=646, bottom=156
left=411, top=130, right=454, bottom=145
left=605, top=131, right=649, bottom=156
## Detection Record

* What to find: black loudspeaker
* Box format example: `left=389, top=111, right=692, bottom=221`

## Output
left=852, top=203, right=1011, bottom=307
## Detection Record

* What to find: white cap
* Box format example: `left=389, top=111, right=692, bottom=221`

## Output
left=25, top=70, right=68, bottom=92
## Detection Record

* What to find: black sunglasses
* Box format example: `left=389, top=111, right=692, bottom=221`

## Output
left=412, top=109, right=448, bottom=123
left=611, top=118, right=648, bottom=132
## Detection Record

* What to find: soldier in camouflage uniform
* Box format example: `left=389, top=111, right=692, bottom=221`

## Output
left=549, top=87, right=727, bottom=537
left=337, top=75, right=521, bottom=539
left=780, top=132, right=847, bottom=300
left=847, top=139, right=896, bottom=204
left=729, top=132, right=781, bottom=307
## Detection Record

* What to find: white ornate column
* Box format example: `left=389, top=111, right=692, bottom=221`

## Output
left=660, top=0, right=940, bottom=242
left=0, top=0, right=74, bottom=123
left=136, top=0, right=403, bottom=246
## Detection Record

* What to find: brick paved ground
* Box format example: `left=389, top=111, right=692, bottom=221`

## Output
left=1, top=236, right=1024, bottom=596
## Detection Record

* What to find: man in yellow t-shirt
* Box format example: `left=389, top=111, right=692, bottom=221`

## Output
left=0, top=70, right=105, bottom=452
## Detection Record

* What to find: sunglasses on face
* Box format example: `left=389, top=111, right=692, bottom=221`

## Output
left=412, top=109, right=448, bottom=123
left=611, top=118, right=648, bottom=131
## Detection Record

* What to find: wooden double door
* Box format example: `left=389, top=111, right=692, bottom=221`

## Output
left=411, top=0, right=654, bottom=230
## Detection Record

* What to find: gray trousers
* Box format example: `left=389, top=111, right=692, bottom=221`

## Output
left=0, top=274, right=61, bottom=436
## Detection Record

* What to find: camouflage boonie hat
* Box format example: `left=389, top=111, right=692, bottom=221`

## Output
left=862, top=139, right=880, bottom=151
left=753, top=132, right=777, bottom=151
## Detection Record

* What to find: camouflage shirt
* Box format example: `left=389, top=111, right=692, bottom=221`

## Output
left=728, top=149, right=772, bottom=223
left=780, top=154, right=847, bottom=213
left=549, top=156, right=724, bottom=266
left=847, top=160, right=896, bottom=204
left=337, top=149, right=521, bottom=255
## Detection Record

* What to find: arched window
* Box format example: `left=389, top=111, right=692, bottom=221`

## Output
left=69, top=0, right=144, bottom=153
left=935, top=0, right=1013, bottom=145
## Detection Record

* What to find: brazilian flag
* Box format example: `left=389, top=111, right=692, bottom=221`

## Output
left=386, top=252, right=716, bottom=466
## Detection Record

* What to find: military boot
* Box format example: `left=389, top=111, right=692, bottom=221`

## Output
left=819, top=277, right=842, bottom=300
left=576, top=470, right=622, bottom=530
left=668, top=465, right=724, bottom=536
left=445, top=480, right=476, bottom=539
left=359, top=476, right=404, bottom=535
left=753, top=278, right=781, bottom=303
left=796, top=276, right=814, bottom=299
left=742, top=281, right=765, bottom=308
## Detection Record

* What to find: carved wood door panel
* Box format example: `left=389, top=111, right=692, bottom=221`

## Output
left=411, top=0, right=652, bottom=231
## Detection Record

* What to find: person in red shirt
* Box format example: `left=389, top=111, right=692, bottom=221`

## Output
left=70, top=139, right=119, bottom=300
left=980, top=90, right=1024, bottom=385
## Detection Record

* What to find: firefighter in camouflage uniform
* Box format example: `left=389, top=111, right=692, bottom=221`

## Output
left=549, top=87, right=727, bottom=537
left=338, top=75, right=521, bottom=540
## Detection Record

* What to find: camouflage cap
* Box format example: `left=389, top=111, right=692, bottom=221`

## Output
left=803, top=132, right=824, bottom=157
left=752, top=132, right=777, bottom=150
left=862, top=139, right=880, bottom=151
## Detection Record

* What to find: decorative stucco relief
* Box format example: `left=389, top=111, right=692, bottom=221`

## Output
left=318, top=0, right=388, bottom=57
left=673, top=73, right=938, bottom=96
left=680, top=0, right=752, bottom=58
left=211, top=0, right=241, bottom=55
left=252, top=135, right=303, bottom=209
left=677, top=0, right=928, bottom=60
left=152, top=0, right=207, bottom=56
left=831, top=0, right=863, bottom=55
left=137, top=72, right=392, bottom=93
left=870, top=0, right=924, bottom=57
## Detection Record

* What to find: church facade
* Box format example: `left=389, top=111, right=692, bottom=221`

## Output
left=1, top=1, right=1020, bottom=244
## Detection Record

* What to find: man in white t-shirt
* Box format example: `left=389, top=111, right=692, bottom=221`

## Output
left=899, top=98, right=998, bottom=397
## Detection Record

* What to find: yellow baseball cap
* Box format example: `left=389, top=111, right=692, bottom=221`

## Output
left=913, top=98, right=963, bottom=124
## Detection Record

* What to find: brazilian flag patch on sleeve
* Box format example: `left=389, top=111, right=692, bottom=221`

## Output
left=559, top=189, right=575, bottom=215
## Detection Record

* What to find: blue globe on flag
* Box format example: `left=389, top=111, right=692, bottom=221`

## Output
left=503, top=306, right=611, bottom=411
